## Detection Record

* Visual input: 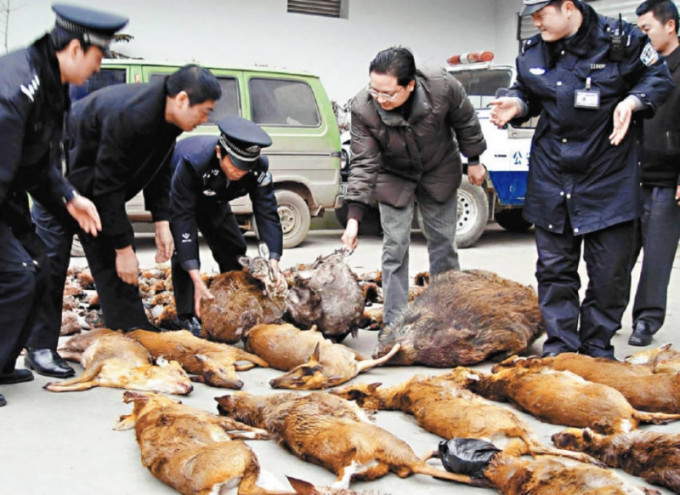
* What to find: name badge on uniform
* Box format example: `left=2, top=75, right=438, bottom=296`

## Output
left=574, top=77, right=600, bottom=110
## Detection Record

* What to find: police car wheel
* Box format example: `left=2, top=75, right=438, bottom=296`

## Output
left=455, top=176, right=489, bottom=248
left=494, top=209, right=533, bottom=233
left=276, top=189, right=311, bottom=249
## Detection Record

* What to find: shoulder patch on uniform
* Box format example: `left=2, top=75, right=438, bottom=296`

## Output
left=640, top=42, right=659, bottom=66
left=20, top=74, right=40, bottom=102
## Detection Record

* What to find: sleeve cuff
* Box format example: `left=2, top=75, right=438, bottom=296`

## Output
left=347, top=202, right=367, bottom=223
left=181, top=259, right=200, bottom=272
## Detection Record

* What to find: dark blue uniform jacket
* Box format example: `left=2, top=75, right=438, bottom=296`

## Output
left=509, top=2, right=674, bottom=235
left=64, top=78, right=181, bottom=249
left=170, top=135, right=282, bottom=272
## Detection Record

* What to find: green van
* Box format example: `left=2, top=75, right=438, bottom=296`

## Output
left=70, top=60, right=343, bottom=248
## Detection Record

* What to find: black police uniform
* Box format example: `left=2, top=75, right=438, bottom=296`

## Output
left=0, top=5, right=127, bottom=386
left=30, top=78, right=183, bottom=336
left=508, top=1, right=674, bottom=357
left=169, top=134, right=282, bottom=320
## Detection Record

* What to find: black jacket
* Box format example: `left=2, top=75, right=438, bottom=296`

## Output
left=170, top=135, right=282, bottom=272
left=65, top=78, right=182, bottom=249
left=641, top=43, right=680, bottom=188
left=0, top=35, right=76, bottom=236
left=508, top=2, right=674, bottom=235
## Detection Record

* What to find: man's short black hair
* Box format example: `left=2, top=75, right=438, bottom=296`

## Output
left=637, top=0, right=680, bottom=33
left=369, top=46, right=416, bottom=87
left=166, top=64, right=222, bottom=106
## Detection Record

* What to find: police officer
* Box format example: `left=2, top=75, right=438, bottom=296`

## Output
left=26, top=64, right=221, bottom=377
left=169, top=116, right=285, bottom=333
left=0, top=4, right=127, bottom=406
left=489, top=0, right=674, bottom=358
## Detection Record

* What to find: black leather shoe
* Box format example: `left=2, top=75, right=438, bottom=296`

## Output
left=171, top=316, right=202, bottom=337
left=0, top=393, right=6, bottom=407
left=0, top=368, right=34, bottom=384
left=24, top=348, right=75, bottom=378
left=629, top=321, right=655, bottom=347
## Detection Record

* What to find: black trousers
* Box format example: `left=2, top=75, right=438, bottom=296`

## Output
left=30, top=202, right=155, bottom=335
left=536, top=220, right=635, bottom=358
left=0, top=222, right=51, bottom=373
left=172, top=202, right=247, bottom=318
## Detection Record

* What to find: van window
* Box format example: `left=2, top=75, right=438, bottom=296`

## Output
left=249, top=78, right=320, bottom=127
left=450, top=68, right=513, bottom=109
left=69, top=68, right=127, bottom=102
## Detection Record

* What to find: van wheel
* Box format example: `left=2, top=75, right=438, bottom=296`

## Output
left=456, top=176, right=488, bottom=248
left=494, top=209, right=533, bottom=232
left=276, top=190, right=311, bottom=249
left=70, top=235, right=85, bottom=257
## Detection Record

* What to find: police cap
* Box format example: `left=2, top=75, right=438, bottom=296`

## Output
left=52, top=4, right=128, bottom=55
left=521, top=0, right=563, bottom=16
left=217, top=116, right=273, bottom=172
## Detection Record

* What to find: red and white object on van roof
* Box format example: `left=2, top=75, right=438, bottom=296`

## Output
left=447, top=51, right=494, bottom=65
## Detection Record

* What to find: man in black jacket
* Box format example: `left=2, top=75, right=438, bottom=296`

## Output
left=26, top=64, right=221, bottom=377
left=169, top=116, right=284, bottom=333
left=627, top=0, right=680, bottom=346
left=0, top=4, right=127, bottom=406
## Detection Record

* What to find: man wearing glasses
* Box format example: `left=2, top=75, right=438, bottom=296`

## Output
left=341, top=46, right=487, bottom=327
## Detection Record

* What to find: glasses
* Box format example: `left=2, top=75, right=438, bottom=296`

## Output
left=367, top=85, right=405, bottom=102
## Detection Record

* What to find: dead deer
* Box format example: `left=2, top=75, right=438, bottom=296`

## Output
left=372, top=270, right=545, bottom=367
left=625, top=343, right=680, bottom=374
left=245, top=323, right=399, bottom=389
left=45, top=332, right=193, bottom=395
left=497, top=354, right=680, bottom=413
left=215, top=391, right=485, bottom=489
left=114, top=391, right=279, bottom=495
left=330, top=375, right=600, bottom=464
left=127, top=329, right=269, bottom=389
left=447, top=366, right=680, bottom=434
left=552, top=427, right=680, bottom=494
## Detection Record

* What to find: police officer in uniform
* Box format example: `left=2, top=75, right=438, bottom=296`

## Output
left=490, top=0, right=674, bottom=359
left=0, top=4, right=127, bottom=406
left=26, top=64, right=221, bottom=377
left=169, top=116, right=284, bottom=333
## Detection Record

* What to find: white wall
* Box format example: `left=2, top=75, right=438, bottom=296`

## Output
left=2, top=0, right=525, bottom=105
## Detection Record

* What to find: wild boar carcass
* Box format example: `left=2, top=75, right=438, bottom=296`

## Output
left=330, top=374, right=598, bottom=464
left=373, top=270, right=545, bottom=366
left=451, top=366, right=680, bottom=434
left=285, top=250, right=364, bottom=342
left=245, top=323, right=399, bottom=390
left=128, top=329, right=269, bottom=389
left=45, top=332, right=192, bottom=395
left=505, top=354, right=680, bottom=413
left=114, top=391, right=272, bottom=495
left=552, top=427, right=680, bottom=494
left=215, top=391, right=483, bottom=489
left=200, top=256, right=287, bottom=344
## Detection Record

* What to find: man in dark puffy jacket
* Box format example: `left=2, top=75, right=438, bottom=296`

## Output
left=0, top=4, right=127, bottom=406
left=627, top=0, right=680, bottom=347
left=341, top=46, right=487, bottom=326
left=490, top=0, right=674, bottom=359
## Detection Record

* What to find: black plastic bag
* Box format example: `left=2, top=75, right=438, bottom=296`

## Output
left=438, top=438, right=501, bottom=479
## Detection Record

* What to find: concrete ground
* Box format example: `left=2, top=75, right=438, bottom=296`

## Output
left=1, top=223, right=678, bottom=495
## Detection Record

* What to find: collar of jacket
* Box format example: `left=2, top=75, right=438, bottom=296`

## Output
left=375, top=76, right=431, bottom=127
left=665, top=41, right=680, bottom=73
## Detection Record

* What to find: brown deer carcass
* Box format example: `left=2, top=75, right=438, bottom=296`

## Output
left=245, top=323, right=399, bottom=390
left=114, top=391, right=277, bottom=495
left=46, top=332, right=192, bottom=395
left=502, top=354, right=680, bottom=413
left=200, top=255, right=287, bottom=344
left=552, top=427, right=680, bottom=494
left=215, top=391, right=484, bottom=489
left=127, top=329, right=269, bottom=389
left=372, top=270, right=545, bottom=367
left=285, top=250, right=365, bottom=342
left=330, top=375, right=599, bottom=464
left=625, top=343, right=680, bottom=374
left=448, top=366, right=680, bottom=434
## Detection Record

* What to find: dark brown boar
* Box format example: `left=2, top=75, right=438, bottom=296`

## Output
left=285, top=250, right=365, bottom=342
left=372, top=270, right=545, bottom=366
left=552, top=427, right=680, bottom=494
left=215, top=391, right=484, bottom=489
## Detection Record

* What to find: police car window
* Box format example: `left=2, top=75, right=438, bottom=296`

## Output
left=449, top=68, right=513, bottom=109
left=69, top=68, right=127, bottom=103
left=249, top=78, right=321, bottom=127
